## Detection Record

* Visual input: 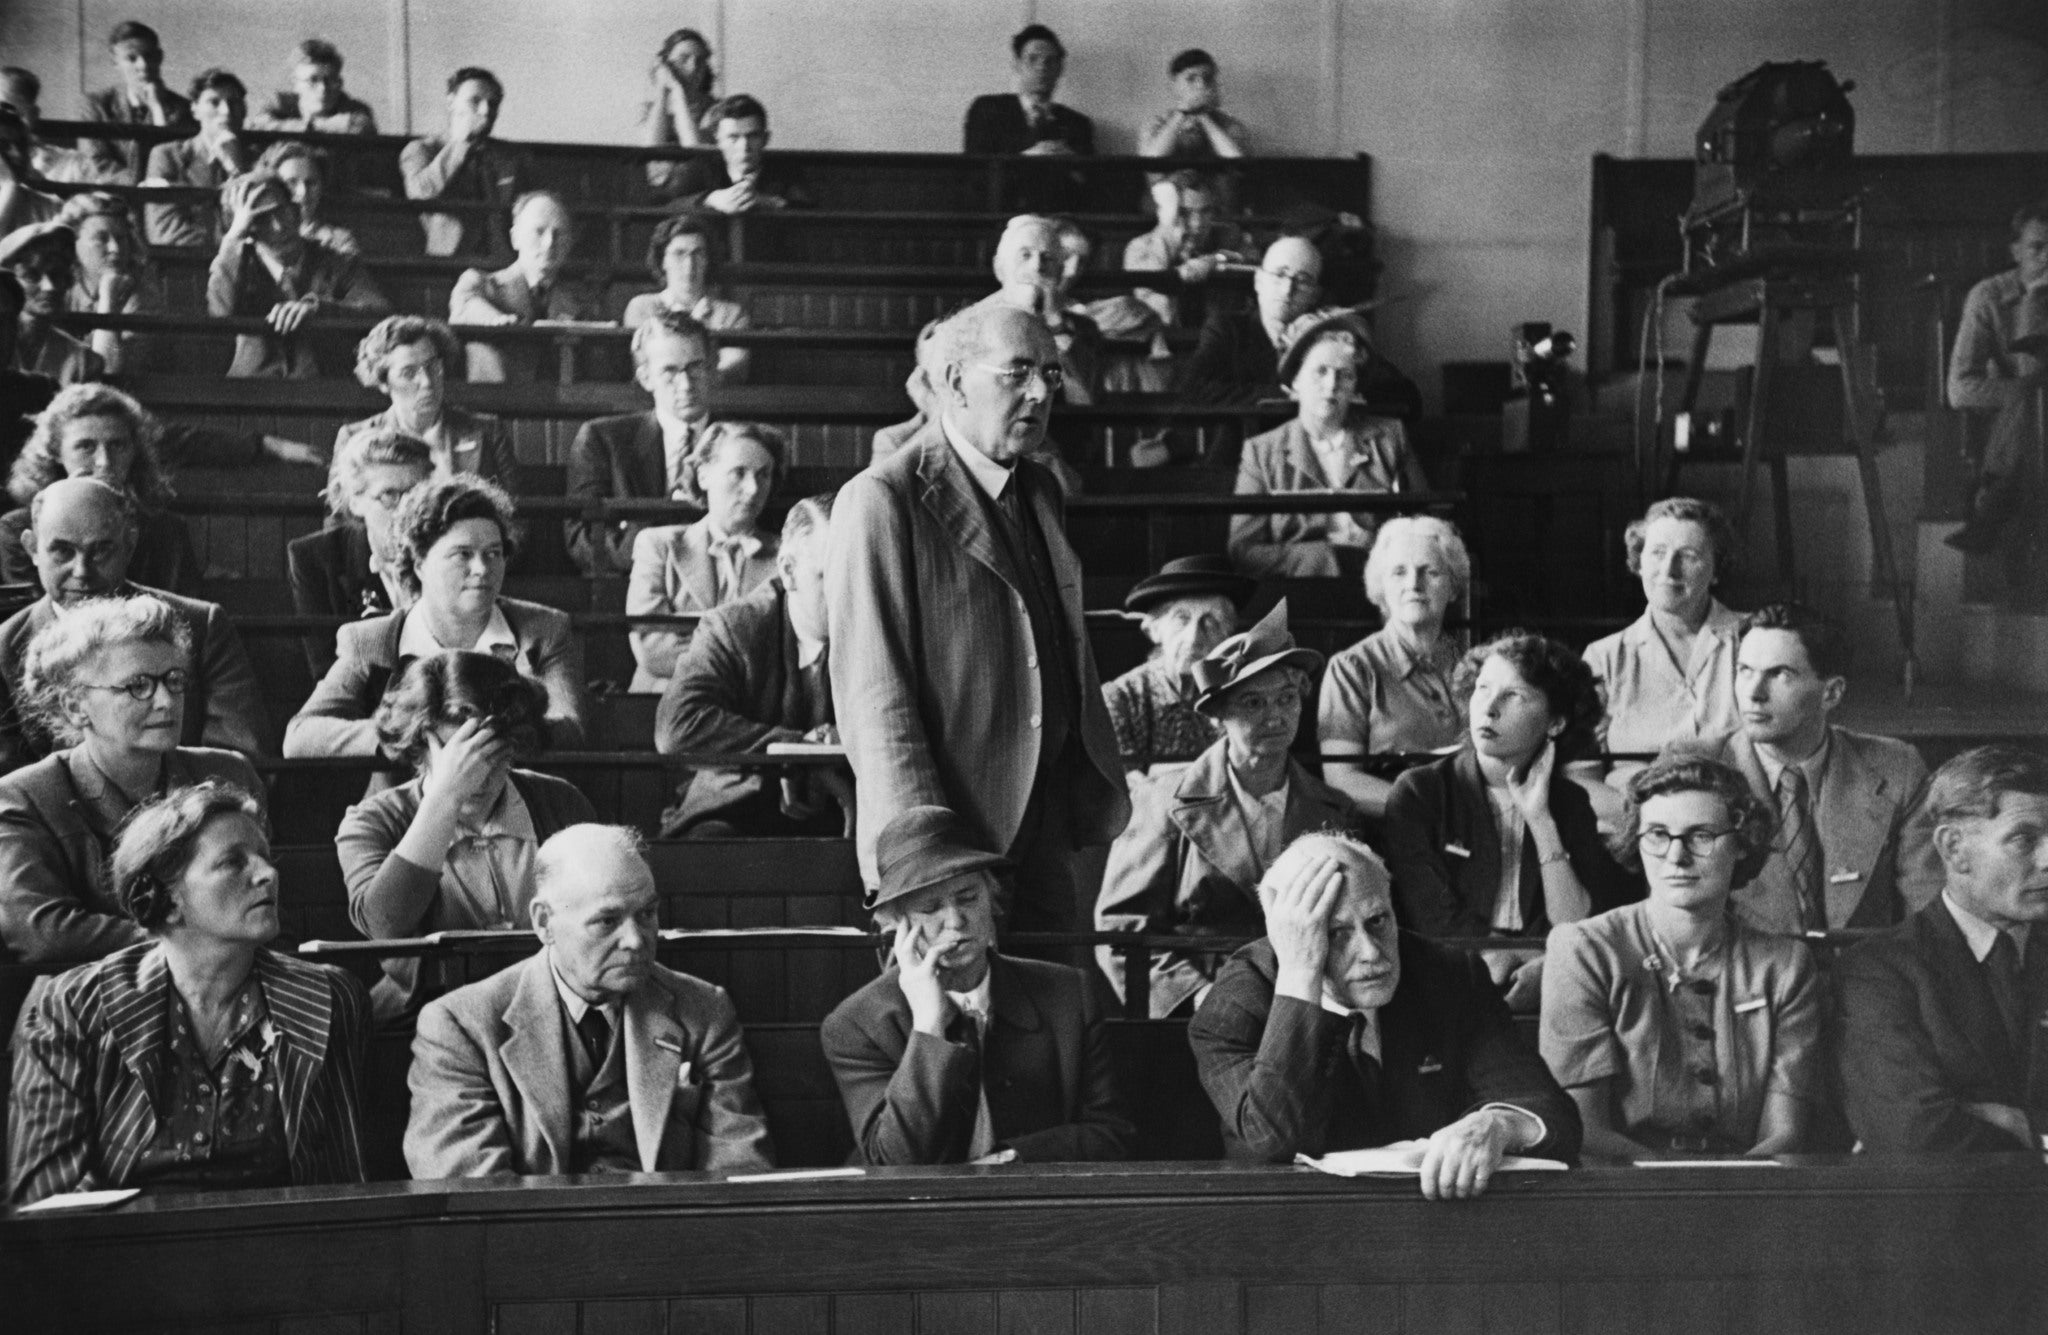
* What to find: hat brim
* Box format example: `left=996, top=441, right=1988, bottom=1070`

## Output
left=1123, top=571, right=1258, bottom=614
left=1194, top=647, right=1326, bottom=714
left=864, top=846, right=1011, bottom=912
left=1277, top=311, right=1374, bottom=386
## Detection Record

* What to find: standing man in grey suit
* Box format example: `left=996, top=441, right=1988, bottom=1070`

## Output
left=827, top=303, right=1129, bottom=930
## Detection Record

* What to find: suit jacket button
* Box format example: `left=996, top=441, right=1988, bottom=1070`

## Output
left=1029, top=714, right=1041, bottom=728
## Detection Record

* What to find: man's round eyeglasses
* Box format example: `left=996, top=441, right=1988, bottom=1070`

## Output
left=83, top=669, right=191, bottom=701
left=1638, top=827, right=1734, bottom=859
left=972, top=361, right=1065, bottom=392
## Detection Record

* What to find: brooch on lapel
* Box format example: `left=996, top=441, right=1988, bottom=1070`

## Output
left=1830, top=871, right=1862, bottom=884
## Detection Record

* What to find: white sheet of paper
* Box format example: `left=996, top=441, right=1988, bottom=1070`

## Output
left=16, top=1187, right=141, bottom=1214
left=725, top=1167, right=867, bottom=1183
left=1632, top=1159, right=1784, bottom=1169
left=1296, top=1142, right=1568, bottom=1177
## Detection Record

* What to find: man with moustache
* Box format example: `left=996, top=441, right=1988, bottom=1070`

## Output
left=1837, top=746, right=2048, bottom=1153
left=1663, top=602, right=1941, bottom=936
left=0, top=477, right=265, bottom=770
left=1189, top=832, right=1580, bottom=1197
left=405, top=823, right=774, bottom=1177
left=827, top=303, right=1130, bottom=931
left=565, top=311, right=716, bottom=576
left=821, top=805, right=1134, bottom=1165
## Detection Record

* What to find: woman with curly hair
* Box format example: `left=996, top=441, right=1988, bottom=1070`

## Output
left=1541, top=756, right=1821, bottom=1159
left=0, top=382, right=199, bottom=595
left=0, top=594, right=260, bottom=966
left=336, top=314, right=519, bottom=498
left=284, top=476, right=585, bottom=758
left=1383, top=630, right=1642, bottom=1007
left=624, top=420, right=782, bottom=692
left=57, top=191, right=165, bottom=374
left=335, top=649, right=594, bottom=1019
left=621, top=212, right=749, bottom=380
left=8, top=779, right=369, bottom=1205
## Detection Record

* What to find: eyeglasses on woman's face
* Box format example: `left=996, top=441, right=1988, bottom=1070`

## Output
left=83, top=668, right=190, bottom=701
left=1637, top=825, right=1734, bottom=860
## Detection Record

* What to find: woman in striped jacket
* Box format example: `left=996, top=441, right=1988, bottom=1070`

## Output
left=8, top=780, right=370, bottom=1205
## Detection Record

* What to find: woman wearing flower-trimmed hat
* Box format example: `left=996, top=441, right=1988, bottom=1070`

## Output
left=1097, top=601, right=1361, bottom=1018
left=1227, top=306, right=1429, bottom=578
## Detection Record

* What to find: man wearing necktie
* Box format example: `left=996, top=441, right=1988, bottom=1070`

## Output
left=1662, top=603, right=1943, bottom=936
left=404, top=823, right=774, bottom=1177
left=565, top=313, right=716, bottom=576
left=1189, top=831, right=1580, bottom=1198
left=1838, top=745, right=2048, bottom=1152
left=822, top=806, right=1135, bottom=1165
left=828, top=303, right=1130, bottom=931
left=450, top=190, right=604, bottom=385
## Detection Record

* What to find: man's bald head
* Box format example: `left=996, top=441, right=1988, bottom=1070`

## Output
left=992, top=214, right=1063, bottom=302
left=1262, top=830, right=1401, bottom=1011
left=1261, top=830, right=1388, bottom=915
left=27, top=476, right=136, bottom=606
left=1255, top=236, right=1322, bottom=328
left=532, top=824, right=660, bottom=1002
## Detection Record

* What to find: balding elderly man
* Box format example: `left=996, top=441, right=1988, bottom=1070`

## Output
left=452, top=190, right=605, bottom=385
left=405, top=823, right=774, bottom=1178
left=0, top=477, right=265, bottom=772
left=981, top=214, right=1101, bottom=405
left=1189, top=831, right=1580, bottom=1197
left=828, top=303, right=1129, bottom=932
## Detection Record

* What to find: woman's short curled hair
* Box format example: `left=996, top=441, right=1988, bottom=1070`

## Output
left=1610, top=757, right=1774, bottom=890
left=1452, top=630, right=1604, bottom=760
left=1362, top=515, right=1471, bottom=618
left=256, top=138, right=327, bottom=180
left=354, top=314, right=462, bottom=392
left=389, top=476, right=517, bottom=596
left=375, top=649, right=549, bottom=772
left=12, top=382, right=171, bottom=508
left=644, top=211, right=721, bottom=283
left=1623, top=496, right=1736, bottom=581
left=678, top=420, right=785, bottom=511
left=55, top=190, right=142, bottom=240
left=321, top=427, right=433, bottom=519
left=22, top=593, right=192, bottom=746
left=113, top=780, right=264, bottom=932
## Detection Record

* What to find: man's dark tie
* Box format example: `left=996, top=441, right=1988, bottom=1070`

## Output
left=1775, top=768, right=1826, bottom=932
left=576, top=1006, right=613, bottom=1066
left=1346, top=1012, right=1382, bottom=1099
left=1987, top=931, right=2028, bottom=1054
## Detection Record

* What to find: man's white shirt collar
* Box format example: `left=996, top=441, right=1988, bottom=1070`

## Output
left=946, top=972, right=994, bottom=1025
left=1757, top=729, right=1832, bottom=796
left=1316, top=989, right=1381, bottom=1061
left=550, top=959, right=621, bottom=1028
left=1943, top=890, right=2031, bottom=962
left=941, top=416, right=1015, bottom=502
left=398, top=604, right=518, bottom=659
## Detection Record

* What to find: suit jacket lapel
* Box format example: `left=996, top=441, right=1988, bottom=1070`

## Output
left=1020, top=464, right=1088, bottom=662
left=913, top=427, right=1023, bottom=595
left=1817, top=730, right=1895, bottom=927
left=100, top=946, right=170, bottom=1181
left=624, top=982, right=684, bottom=1173
left=1725, top=731, right=1773, bottom=801
left=1922, top=905, right=2020, bottom=1078
left=1452, top=749, right=1504, bottom=924
left=254, top=951, right=334, bottom=1161
left=681, top=521, right=721, bottom=610
left=986, top=955, right=1044, bottom=1137
left=1170, top=746, right=1264, bottom=895
left=631, top=414, right=666, bottom=497
left=500, top=954, right=574, bottom=1172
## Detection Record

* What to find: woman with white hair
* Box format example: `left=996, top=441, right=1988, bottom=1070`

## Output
left=1100, top=555, right=1253, bottom=777
left=286, top=427, right=433, bottom=676
left=0, top=594, right=261, bottom=965
left=1321, top=516, right=1471, bottom=816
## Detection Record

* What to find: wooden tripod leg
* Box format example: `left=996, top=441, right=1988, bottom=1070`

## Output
left=1738, top=300, right=1780, bottom=583
left=1663, top=320, right=1718, bottom=498
left=1833, top=305, right=1918, bottom=699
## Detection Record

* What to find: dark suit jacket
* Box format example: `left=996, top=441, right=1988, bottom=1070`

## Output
left=1383, top=747, right=1641, bottom=939
left=81, top=86, right=195, bottom=180
left=9, top=942, right=370, bottom=1206
left=825, top=417, right=1130, bottom=888
left=286, top=525, right=392, bottom=678
left=0, top=747, right=261, bottom=966
left=0, top=505, right=200, bottom=598
left=405, top=950, right=773, bottom=1178
left=1836, top=898, right=2047, bottom=1153
left=565, top=410, right=669, bottom=576
left=0, top=582, right=269, bottom=772
left=282, top=597, right=587, bottom=757
left=1188, top=936, right=1582, bottom=1163
left=963, top=94, right=1095, bottom=155
left=821, top=952, right=1134, bottom=1165
left=655, top=577, right=834, bottom=833
left=670, top=157, right=815, bottom=212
